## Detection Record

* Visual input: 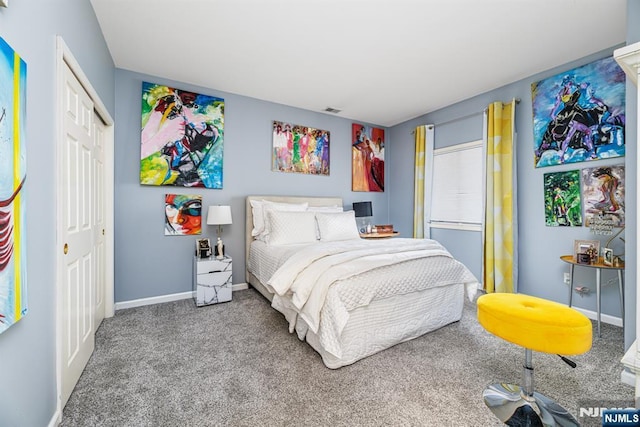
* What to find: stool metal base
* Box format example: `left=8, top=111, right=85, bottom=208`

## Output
left=483, top=383, right=579, bottom=427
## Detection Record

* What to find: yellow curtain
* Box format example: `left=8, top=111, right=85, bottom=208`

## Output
left=484, top=100, right=516, bottom=293
left=413, top=126, right=426, bottom=238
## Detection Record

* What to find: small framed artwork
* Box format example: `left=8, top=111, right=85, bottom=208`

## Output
left=165, top=194, right=202, bottom=236
left=543, top=170, right=582, bottom=226
left=573, top=239, right=600, bottom=264
left=196, top=238, right=211, bottom=258
left=576, top=253, right=591, bottom=264
left=603, top=247, right=614, bottom=266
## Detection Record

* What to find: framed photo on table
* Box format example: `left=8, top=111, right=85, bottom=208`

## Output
left=603, top=247, right=614, bottom=266
left=196, top=238, right=211, bottom=258
left=573, top=239, right=599, bottom=264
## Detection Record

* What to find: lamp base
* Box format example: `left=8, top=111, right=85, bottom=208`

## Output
left=357, top=218, right=372, bottom=234
left=483, top=383, right=579, bottom=427
left=215, top=237, right=225, bottom=259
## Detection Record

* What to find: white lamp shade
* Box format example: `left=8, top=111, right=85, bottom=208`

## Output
left=207, top=205, right=232, bottom=225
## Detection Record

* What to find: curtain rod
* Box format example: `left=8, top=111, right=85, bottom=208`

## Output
left=412, top=98, right=520, bottom=132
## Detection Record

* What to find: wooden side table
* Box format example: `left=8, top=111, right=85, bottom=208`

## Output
left=360, top=231, right=400, bottom=239
left=560, top=255, right=624, bottom=337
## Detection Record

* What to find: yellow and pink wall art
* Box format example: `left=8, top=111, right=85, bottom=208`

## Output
left=0, top=36, right=27, bottom=335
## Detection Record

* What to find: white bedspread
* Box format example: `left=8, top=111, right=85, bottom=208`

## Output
left=266, top=238, right=478, bottom=339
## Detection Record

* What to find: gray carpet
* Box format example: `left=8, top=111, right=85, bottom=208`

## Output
left=61, top=289, right=633, bottom=426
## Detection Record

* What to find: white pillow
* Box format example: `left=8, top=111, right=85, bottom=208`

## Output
left=250, top=199, right=267, bottom=237
left=250, top=199, right=308, bottom=240
left=306, top=205, right=344, bottom=213
left=307, top=206, right=344, bottom=238
left=316, top=211, right=360, bottom=242
left=266, top=211, right=318, bottom=245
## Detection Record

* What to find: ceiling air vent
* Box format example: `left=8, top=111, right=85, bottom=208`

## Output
left=324, top=107, right=341, bottom=114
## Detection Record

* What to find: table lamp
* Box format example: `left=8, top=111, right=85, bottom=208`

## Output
left=353, top=201, right=373, bottom=233
left=207, top=205, right=232, bottom=259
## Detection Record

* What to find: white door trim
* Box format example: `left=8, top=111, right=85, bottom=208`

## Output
left=55, top=36, right=115, bottom=421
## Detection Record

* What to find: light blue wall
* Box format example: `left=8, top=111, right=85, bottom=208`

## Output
left=114, top=70, right=390, bottom=302
left=389, top=11, right=638, bottom=348
left=0, top=0, right=114, bottom=425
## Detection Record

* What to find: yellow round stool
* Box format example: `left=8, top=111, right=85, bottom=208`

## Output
left=477, top=293, right=592, bottom=427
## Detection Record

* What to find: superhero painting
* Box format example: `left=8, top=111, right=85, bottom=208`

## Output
left=532, top=56, right=625, bottom=168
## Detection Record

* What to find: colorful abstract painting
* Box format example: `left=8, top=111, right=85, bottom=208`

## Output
left=165, top=194, right=202, bottom=236
left=532, top=56, right=625, bottom=168
left=272, top=121, right=329, bottom=175
left=141, top=82, right=224, bottom=188
left=0, top=36, right=27, bottom=335
left=544, top=170, right=582, bottom=226
left=352, top=123, right=385, bottom=192
left=582, top=165, right=625, bottom=227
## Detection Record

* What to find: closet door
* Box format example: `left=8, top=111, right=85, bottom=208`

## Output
left=60, top=62, right=96, bottom=407
left=93, top=113, right=106, bottom=331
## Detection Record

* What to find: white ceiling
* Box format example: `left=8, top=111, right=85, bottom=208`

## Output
left=90, top=0, right=627, bottom=127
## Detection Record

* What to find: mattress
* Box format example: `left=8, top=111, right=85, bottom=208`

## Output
left=247, top=240, right=300, bottom=285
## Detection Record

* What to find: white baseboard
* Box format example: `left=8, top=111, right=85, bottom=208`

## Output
left=115, top=283, right=249, bottom=310
left=233, top=282, right=249, bottom=291
left=115, top=291, right=193, bottom=310
left=48, top=409, right=61, bottom=427
left=570, top=306, right=623, bottom=327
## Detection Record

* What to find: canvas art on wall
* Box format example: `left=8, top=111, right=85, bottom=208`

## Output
left=140, top=82, right=224, bottom=188
left=543, top=170, right=582, bottom=226
left=165, top=194, right=202, bottom=236
left=0, top=36, right=27, bottom=335
left=352, top=123, right=384, bottom=192
left=272, top=120, right=329, bottom=175
left=532, top=56, right=625, bottom=168
left=581, top=164, right=625, bottom=227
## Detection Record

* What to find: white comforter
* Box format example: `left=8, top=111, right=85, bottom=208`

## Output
left=266, top=238, right=478, bottom=338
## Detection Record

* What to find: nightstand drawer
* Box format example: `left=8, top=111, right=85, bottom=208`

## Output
left=193, top=256, right=233, bottom=306
left=196, top=270, right=232, bottom=287
left=195, top=271, right=232, bottom=305
left=196, top=257, right=231, bottom=275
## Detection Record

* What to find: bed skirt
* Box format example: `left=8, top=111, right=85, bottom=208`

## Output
left=301, top=283, right=464, bottom=369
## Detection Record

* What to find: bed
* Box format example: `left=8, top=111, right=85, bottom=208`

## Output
left=245, top=195, right=479, bottom=369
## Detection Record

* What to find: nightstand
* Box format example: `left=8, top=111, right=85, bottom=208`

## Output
left=560, top=254, right=624, bottom=338
left=193, top=256, right=232, bottom=306
left=360, top=231, right=400, bottom=239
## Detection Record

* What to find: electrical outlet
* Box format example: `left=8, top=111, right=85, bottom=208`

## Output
left=575, top=286, right=591, bottom=296
left=563, top=272, right=571, bottom=284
